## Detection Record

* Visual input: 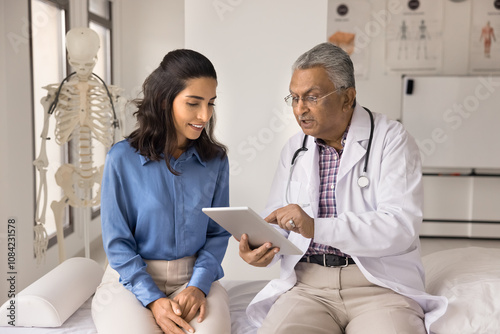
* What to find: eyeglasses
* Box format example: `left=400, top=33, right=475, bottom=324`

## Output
left=284, top=88, right=343, bottom=107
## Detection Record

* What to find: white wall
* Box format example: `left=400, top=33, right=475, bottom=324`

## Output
left=185, top=0, right=332, bottom=280
left=114, top=0, right=185, bottom=135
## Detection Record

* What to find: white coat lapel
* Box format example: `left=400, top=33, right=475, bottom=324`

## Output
left=304, top=139, right=320, bottom=218
left=337, top=104, right=372, bottom=182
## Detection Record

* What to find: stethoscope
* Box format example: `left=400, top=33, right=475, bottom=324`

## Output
left=285, top=106, right=374, bottom=206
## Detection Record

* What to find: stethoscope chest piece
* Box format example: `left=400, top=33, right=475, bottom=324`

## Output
left=357, top=174, right=370, bottom=188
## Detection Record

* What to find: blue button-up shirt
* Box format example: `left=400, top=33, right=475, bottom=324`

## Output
left=100, top=140, right=230, bottom=307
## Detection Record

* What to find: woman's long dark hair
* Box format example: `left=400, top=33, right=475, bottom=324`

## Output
left=127, top=49, right=227, bottom=175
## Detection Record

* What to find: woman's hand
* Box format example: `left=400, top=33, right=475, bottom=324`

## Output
left=148, top=297, right=194, bottom=334
left=173, top=286, right=207, bottom=324
left=238, top=234, right=279, bottom=267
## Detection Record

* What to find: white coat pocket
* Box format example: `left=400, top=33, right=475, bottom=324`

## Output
left=287, top=181, right=310, bottom=207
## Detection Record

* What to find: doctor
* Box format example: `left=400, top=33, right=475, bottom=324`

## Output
left=239, top=43, right=447, bottom=334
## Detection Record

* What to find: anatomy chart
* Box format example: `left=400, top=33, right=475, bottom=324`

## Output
left=327, top=0, right=371, bottom=79
left=385, top=0, right=444, bottom=73
left=469, top=0, right=500, bottom=73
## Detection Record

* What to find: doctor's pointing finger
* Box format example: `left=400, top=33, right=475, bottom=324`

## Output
left=265, top=204, right=314, bottom=239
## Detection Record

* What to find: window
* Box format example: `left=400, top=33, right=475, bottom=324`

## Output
left=89, top=0, right=112, bottom=82
left=31, top=0, right=73, bottom=248
left=88, top=0, right=114, bottom=220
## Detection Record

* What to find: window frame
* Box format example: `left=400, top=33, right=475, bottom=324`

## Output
left=88, top=0, right=114, bottom=221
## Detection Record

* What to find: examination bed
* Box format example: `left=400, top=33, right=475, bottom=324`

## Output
left=2, top=247, right=500, bottom=334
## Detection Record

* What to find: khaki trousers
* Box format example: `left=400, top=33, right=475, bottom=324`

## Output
left=259, top=262, right=425, bottom=334
left=91, top=256, right=230, bottom=334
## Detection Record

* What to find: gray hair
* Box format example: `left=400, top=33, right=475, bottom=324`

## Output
left=292, top=42, right=355, bottom=90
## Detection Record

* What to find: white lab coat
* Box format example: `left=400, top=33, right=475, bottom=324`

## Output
left=246, top=103, right=448, bottom=333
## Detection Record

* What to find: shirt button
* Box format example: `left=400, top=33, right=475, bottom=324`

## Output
left=330, top=184, right=335, bottom=189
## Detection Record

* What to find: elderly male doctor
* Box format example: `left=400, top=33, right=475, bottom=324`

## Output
left=239, top=43, right=447, bottom=334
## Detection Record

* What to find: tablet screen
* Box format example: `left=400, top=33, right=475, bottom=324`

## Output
left=202, top=206, right=302, bottom=255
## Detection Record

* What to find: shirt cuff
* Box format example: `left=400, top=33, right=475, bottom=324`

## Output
left=129, top=279, right=167, bottom=307
left=187, top=267, right=214, bottom=296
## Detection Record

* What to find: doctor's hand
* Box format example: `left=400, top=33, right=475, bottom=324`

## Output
left=266, top=204, right=314, bottom=239
left=148, top=297, right=195, bottom=334
left=238, top=234, right=279, bottom=267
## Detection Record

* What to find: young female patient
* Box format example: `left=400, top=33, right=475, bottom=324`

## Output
left=92, top=49, right=231, bottom=334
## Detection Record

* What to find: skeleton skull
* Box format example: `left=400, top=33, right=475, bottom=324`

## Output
left=66, top=28, right=100, bottom=79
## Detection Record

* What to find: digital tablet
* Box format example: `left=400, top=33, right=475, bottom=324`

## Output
left=202, top=207, right=302, bottom=255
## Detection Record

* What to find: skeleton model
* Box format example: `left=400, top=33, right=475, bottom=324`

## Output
left=33, top=28, right=125, bottom=263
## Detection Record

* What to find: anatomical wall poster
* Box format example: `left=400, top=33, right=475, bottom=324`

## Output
left=385, top=0, right=444, bottom=73
left=469, top=0, right=500, bottom=73
left=327, top=0, right=372, bottom=79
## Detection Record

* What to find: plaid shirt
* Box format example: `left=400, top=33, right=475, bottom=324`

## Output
left=305, top=129, right=351, bottom=258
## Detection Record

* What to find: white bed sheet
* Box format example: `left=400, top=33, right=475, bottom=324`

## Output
left=222, top=280, right=267, bottom=334
left=0, top=280, right=266, bottom=334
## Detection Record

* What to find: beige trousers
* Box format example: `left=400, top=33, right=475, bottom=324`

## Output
left=91, top=257, right=230, bottom=334
left=258, top=262, right=425, bottom=334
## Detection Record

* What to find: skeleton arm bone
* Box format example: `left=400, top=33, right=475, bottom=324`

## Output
left=33, top=91, right=57, bottom=225
left=34, top=91, right=56, bottom=167
left=33, top=87, right=58, bottom=263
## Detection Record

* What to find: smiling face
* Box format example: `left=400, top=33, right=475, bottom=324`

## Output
left=289, top=66, right=355, bottom=149
left=172, top=77, right=217, bottom=148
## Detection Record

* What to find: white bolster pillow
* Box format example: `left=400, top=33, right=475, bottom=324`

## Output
left=0, top=257, right=104, bottom=327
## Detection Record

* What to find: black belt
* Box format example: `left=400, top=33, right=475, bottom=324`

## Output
left=299, top=254, right=355, bottom=267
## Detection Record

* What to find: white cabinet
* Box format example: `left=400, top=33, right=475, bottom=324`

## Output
left=422, top=174, right=500, bottom=238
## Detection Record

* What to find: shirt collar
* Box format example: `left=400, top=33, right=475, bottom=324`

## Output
left=139, top=154, right=149, bottom=165
left=188, top=146, right=206, bottom=167
left=139, top=145, right=206, bottom=167
left=315, top=125, right=350, bottom=151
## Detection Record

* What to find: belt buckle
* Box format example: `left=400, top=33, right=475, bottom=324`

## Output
left=323, top=254, right=349, bottom=267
